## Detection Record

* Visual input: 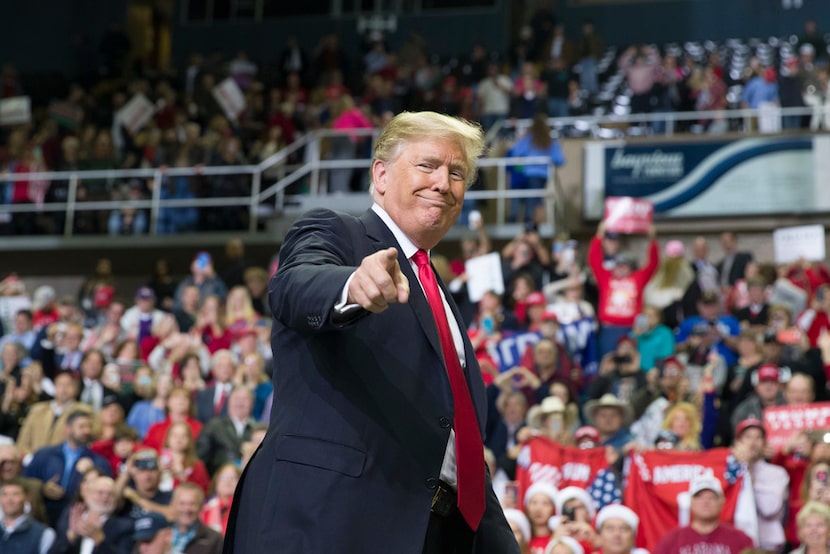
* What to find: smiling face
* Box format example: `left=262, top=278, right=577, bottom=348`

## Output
left=372, top=137, right=467, bottom=250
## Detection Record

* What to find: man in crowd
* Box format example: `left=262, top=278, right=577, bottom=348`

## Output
left=731, top=417, right=789, bottom=552
left=0, top=477, right=55, bottom=553
left=0, top=444, right=47, bottom=523
left=0, top=308, right=37, bottom=354
left=196, top=386, right=255, bottom=475
left=16, top=370, right=91, bottom=456
left=132, top=511, right=173, bottom=554
left=584, top=394, right=634, bottom=454
left=654, top=472, right=753, bottom=554
left=594, top=504, right=641, bottom=554
left=50, top=475, right=134, bottom=554
left=115, top=449, right=173, bottom=521
left=195, top=349, right=236, bottom=423
left=676, top=290, right=740, bottom=366
left=121, top=287, right=165, bottom=345
left=717, top=232, right=753, bottom=288
left=731, top=363, right=788, bottom=430
left=170, top=483, right=223, bottom=553
left=23, top=409, right=111, bottom=526
left=588, top=220, right=659, bottom=356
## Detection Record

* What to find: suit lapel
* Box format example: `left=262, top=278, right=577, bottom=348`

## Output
left=359, top=210, right=444, bottom=361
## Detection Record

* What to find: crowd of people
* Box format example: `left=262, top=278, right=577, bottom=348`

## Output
left=3, top=13, right=830, bottom=554
left=0, top=242, right=270, bottom=552
left=1, top=213, right=830, bottom=552
left=2, top=17, right=828, bottom=236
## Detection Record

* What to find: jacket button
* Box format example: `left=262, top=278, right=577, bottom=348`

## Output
left=439, top=417, right=451, bottom=429
left=426, top=477, right=438, bottom=490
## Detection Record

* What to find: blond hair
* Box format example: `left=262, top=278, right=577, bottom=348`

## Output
left=661, top=402, right=702, bottom=450
left=372, top=111, right=485, bottom=187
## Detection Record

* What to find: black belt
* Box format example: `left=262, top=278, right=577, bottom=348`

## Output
left=431, top=480, right=457, bottom=518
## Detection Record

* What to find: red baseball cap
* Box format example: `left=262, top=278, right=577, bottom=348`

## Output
left=526, top=291, right=546, bottom=306
left=735, top=417, right=765, bottom=437
left=756, top=364, right=782, bottom=383
left=541, top=311, right=558, bottom=323
left=574, top=426, right=600, bottom=443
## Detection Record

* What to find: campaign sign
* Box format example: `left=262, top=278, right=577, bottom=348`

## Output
left=212, top=77, right=246, bottom=122
left=773, top=224, right=826, bottom=264
left=116, top=93, right=156, bottom=135
left=0, top=96, right=31, bottom=126
left=764, top=402, right=830, bottom=451
left=465, top=252, right=504, bottom=302
left=603, top=196, right=653, bottom=234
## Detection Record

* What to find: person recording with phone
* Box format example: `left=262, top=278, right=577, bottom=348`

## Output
left=172, top=251, right=228, bottom=310
left=587, top=337, right=645, bottom=405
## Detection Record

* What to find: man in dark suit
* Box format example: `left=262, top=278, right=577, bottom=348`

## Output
left=226, top=111, right=518, bottom=553
left=195, top=387, right=255, bottom=475
left=194, top=350, right=235, bottom=423
left=717, top=231, right=753, bottom=288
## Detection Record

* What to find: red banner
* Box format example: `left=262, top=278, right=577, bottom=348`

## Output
left=515, top=437, right=609, bottom=505
left=604, top=196, right=654, bottom=234
left=764, top=402, right=830, bottom=452
left=624, top=449, right=742, bottom=552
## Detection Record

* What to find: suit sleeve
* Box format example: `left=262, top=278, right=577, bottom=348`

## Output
left=271, top=209, right=368, bottom=332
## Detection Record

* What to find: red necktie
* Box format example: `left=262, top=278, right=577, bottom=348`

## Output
left=215, top=386, right=228, bottom=415
left=412, top=249, right=485, bottom=530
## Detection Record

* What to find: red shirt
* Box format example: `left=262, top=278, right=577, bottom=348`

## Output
left=143, top=417, right=204, bottom=451
left=588, top=237, right=659, bottom=326
left=529, top=534, right=552, bottom=554
left=653, top=524, right=753, bottom=554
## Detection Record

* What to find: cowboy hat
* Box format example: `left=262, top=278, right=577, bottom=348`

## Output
left=583, top=393, right=633, bottom=427
left=527, top=396, right=566, bottom=429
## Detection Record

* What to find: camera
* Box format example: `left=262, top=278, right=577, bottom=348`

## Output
left=612, top=354, right=632, bottom=365
left=562, top=505, right=577, bottom=521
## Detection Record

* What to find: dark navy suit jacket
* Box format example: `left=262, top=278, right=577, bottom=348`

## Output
left=226, top=209, right=517, bottom=553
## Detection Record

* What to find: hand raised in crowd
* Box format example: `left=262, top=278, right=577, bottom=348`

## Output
left=347, top=247, right=410, bottom=313
left=42, top=475, right=66, bottom=500
left=783, top=430, right=811, bottom=457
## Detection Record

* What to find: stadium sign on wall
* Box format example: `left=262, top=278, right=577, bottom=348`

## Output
left=583, top=135, right=829, bottom=218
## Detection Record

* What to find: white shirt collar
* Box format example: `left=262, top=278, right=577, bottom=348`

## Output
left=371, top=203, right=422, bottom=261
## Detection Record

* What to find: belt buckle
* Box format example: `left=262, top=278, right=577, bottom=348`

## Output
left=431, top=481, right=456, bottom=517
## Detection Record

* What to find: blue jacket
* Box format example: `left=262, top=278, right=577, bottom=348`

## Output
left=23, top=443, right=112, bottom=527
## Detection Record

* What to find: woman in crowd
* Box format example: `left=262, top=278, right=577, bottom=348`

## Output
left=225, top=285, right=259, bottom=336
left=234, top=350, right=272, bottom=421
left=644, top=240, right=694, bottom=329
left=127, top=370, right=171, bottom=440
left=506, top=112, right=565, bottom=223
left=195, top=295, right=232, bottom=354
left=179, top=353, right=207, bottom=393
left=97, top=396, right=125, bottom=442
left=159, top=421, right=210, bottom=495
left=143, top=386, right=203, bottom=451
left=525, top=482, right=559, bottom=554
left=201, top=463, right=242, bottom=535
left=631, top=305, right=676, bottom=372
left=791, top=501, right=830, bottom=554
left=660, top=402, right=702, bottom=451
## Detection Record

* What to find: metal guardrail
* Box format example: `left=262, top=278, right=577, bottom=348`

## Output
left=2, top=104, right=826, bottom=239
